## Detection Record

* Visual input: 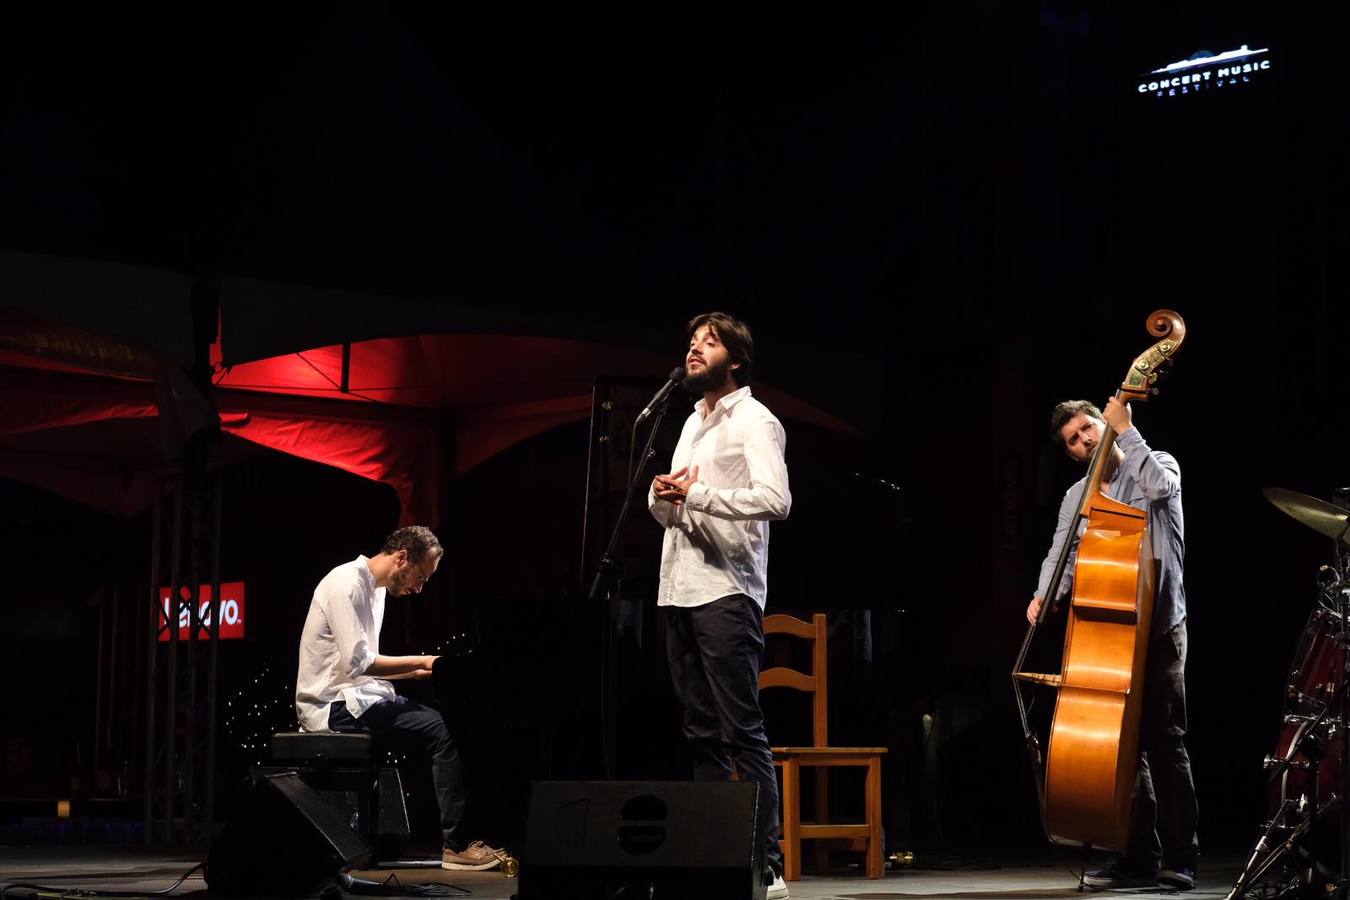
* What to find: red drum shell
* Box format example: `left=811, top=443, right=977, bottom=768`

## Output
left=1269, top=608, right=1343, bottom=828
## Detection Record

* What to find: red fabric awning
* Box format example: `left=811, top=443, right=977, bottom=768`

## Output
left=1, top=330, right=863, bottom=525
left=212, top=333, right=862, bottom=477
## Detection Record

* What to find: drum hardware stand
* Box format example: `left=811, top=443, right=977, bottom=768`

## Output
left=1226, top=796, right=1341, bottom=900
left=1338, top=585, right=1350, bottom=898
left=1228, top=547, right=1350, bottom=900
left=1329, top=526, right=1350, bottom=899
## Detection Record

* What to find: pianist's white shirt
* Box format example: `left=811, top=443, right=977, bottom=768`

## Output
left=295, top=555, right=398, bottom=732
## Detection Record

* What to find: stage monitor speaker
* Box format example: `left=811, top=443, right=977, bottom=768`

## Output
left=206, top=771, right=371, bottom=896
left=373, top=766, right=411, bottom=859
left=519, top=780, right=765, bottom=900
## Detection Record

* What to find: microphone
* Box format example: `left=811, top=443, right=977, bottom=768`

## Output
left=634, top=366, right=686, bottom=425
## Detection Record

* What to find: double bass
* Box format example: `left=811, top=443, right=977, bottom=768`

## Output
left=1012, top=309, right=1186, bottom=851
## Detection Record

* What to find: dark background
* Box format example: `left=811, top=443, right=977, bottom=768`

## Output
left=3, top=0, right=1347, bottom=863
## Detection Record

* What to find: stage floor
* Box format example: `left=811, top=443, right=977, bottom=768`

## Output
left=0, top=846, right=1242, bottom=899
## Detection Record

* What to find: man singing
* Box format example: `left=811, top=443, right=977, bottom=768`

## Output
left=649, top=312, right=792, bottom=899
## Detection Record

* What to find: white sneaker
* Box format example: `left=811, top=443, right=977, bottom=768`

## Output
left=766, top=872, right=789, bottom=900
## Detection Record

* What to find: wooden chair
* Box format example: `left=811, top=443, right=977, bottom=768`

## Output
left=761, top=613, right=886, bottom=880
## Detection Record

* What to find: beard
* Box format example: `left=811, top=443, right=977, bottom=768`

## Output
left=388, top=568, right=418, bottom=597
left=683, top=357, right=732, bottom=395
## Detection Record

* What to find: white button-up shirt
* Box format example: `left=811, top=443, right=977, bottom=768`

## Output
left=649, top=386, right=791, bottom=610
left=295, top=555, right=397, bottom=732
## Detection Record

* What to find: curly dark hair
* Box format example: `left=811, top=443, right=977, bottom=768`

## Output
left=380, top=526, right=443, bottom=562
left=1050, top=400, right=1104, bottom=445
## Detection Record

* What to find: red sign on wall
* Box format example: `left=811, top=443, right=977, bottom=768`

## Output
left=158, top=582, right=246, bottom=641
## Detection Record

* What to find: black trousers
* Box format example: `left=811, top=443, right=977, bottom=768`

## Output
left=329, top=696, right=468, bottom=851
left=664, top=594, right=783, bottom=877
left=1125, top=620, right=1200, bottom=870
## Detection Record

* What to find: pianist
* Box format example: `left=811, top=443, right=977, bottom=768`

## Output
left=294, top=525, right=501, bottom=871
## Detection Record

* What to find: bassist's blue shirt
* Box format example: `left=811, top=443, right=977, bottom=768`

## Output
left=1035, top=426, right=1186, bottom=634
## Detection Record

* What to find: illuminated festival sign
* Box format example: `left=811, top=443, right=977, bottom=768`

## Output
left=1138, top=44, right=1272, bottom=98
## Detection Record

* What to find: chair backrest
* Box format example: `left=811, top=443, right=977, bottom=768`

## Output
left=760, top=613, right=828, bottom=748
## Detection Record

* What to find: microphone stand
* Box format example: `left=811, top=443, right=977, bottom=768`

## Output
left=588, top=399, right=674, bottom=602
left=588, top=389, right=677, bottom=778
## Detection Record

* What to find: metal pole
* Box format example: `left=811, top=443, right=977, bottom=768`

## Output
left=93, top=592, right=106, bottom=798
left=143, top=493, right=162, bottom=845
left=578, top=382, right=601, bottom=591
left=184, top=484, right=202, bottom=841
left=205, top=476, right=222, bottom=839
left=164, top=480, right=184, bottom=843
left=108, top=584, right=119, bottom=773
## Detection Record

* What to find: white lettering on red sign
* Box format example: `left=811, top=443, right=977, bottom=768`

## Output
left=158, top=582, right=247, bottom=641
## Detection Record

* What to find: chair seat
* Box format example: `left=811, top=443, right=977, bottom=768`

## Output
left=272, top=731, right=373, bottom=762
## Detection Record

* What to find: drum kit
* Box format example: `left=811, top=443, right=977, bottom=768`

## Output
left=1228, top=488, right=1350, bottom=900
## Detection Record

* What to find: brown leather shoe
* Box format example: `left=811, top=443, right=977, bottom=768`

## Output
left=441, top=840, right=503, bottom=871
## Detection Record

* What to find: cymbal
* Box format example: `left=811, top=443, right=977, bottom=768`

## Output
left=1264, top=487, right=1350, bottom=544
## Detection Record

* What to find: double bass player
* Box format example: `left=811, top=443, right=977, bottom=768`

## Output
left=1027, top=396, right=1199, bottom=890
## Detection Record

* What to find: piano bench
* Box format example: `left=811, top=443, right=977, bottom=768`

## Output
left=271, top=731, right=373, bottom=763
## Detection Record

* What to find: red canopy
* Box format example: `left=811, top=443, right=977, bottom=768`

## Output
left=2, top=329, right=861, bottom=525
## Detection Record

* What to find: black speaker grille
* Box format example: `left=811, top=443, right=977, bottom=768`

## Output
left=206, top=772, right=371, bottom=896
left=520, top=781, right=765, bottom=900
left=268, top=773, right=371, bottom=864
left=376, top=767, right=410, bottom=839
